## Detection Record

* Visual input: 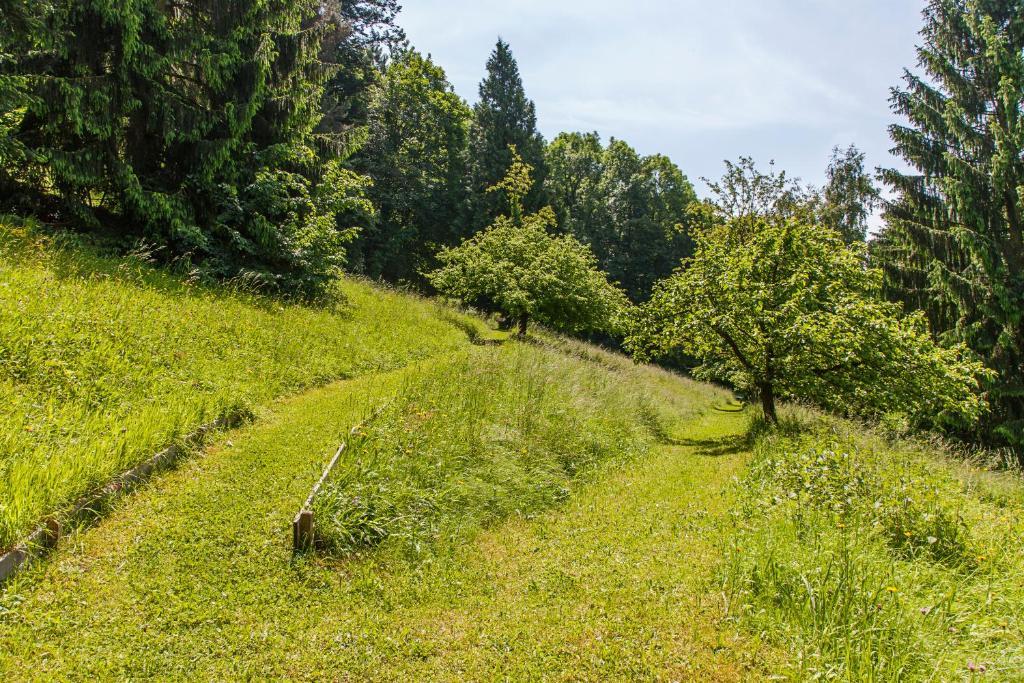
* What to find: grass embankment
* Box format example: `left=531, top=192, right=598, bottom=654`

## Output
left=5, top=220, right=1022, bottom=680
left=314, top=340, right=674, bottom=556
left=724, top=408, right=1024, bottom=680
left=0, top=221, right=481, bottom=549
left=0, top=338, right=771, bottom=679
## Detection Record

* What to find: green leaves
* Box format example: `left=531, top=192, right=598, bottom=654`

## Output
left=878, top=0, right=1024, bottom=457
left=628, top=217, right=990, bottom=429
left=544, top=133, right=698, bottom=302
left=468, top=39, right=547, bottom=230
left=351, top=49, right=471, bottom=284
left=430, top=149, right=628, bottom=336
left=2, top=0, right=387, bottom=298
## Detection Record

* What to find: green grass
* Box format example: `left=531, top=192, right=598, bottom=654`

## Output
left=0, top=220, right=477, bottom=549
left=4, top=220, right=1023, bottom=680
left=0, top=332, right=771, bottom=679
left=722, top=407, right=1024, bottom=680
left=313, top=342, right=661, bottom=557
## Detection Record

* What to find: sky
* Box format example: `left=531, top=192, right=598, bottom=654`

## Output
left=397, top=0, right=927, bottom=225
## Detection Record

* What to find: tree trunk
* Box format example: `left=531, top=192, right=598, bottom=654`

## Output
left=517, top=314, right=529, bottom=337
left=759, top=382, right=778, bottom=424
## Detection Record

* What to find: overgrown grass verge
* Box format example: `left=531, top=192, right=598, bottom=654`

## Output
left=723, top=407, right=1024, bottom=680
left=312, top=341, right=724, bottom=560
left=0, top=220, right=477, bottom=550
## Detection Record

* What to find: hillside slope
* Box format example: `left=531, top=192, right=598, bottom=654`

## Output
left=0, top=345, right=767, bottom=679
left=0, top=220, right=481, bottom=549
left=2, top=224, right=1022, bottom=680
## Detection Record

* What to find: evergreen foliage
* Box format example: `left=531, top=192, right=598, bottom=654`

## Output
left=3, top=0, right=391, bottom=296
left=468, top=39, right=547, bottom=229
left=0, top=0, right=37, bottom=190
left=351, top=49, right=472, bottom=283
left=316, top=0, right=407, bottom=136
left=877, top=0, right=1024, bottom=457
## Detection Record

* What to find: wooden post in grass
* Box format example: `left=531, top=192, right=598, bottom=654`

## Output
left=43, top=518, right=61, bottom=548
left=293, top=510, right=314, bottom=551
left=292, top=441, right=347, bottom=552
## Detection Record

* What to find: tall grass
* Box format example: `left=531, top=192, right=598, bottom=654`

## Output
left=723, top=408, right=1024, bottom=680
left=312, top=341, right=726, bottom=560
left=0, top=221, right=476, bottom=549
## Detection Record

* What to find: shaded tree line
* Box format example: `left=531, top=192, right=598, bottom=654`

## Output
left=347, top=38, right=701, bottom=301
left=1, top=0, right=1017, bottom=459
left=0, top=0, right=410, bottom=296
left=874, top=0, right=1024, bottom=458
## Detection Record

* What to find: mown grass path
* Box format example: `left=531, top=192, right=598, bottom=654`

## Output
left=0, top=364, right=768, bottom=680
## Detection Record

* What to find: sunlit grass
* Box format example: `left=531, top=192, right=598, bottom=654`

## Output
left=0, top=220, right=474, bottom=549
left=722, top=407, right=1024, bottom=680
left=312, top=342, right=709, bottom=559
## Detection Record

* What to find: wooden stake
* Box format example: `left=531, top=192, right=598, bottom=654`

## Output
left=293, top=510, right=314, bottom=551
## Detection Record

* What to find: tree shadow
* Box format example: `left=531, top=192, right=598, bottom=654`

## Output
left=675, top=433, right=750, bottom=457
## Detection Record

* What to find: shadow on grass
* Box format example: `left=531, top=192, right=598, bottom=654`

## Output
left=675, top=433, right=750, bottom=457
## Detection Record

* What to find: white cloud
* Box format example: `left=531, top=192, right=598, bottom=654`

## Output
left=398, top=0, right=924, bottom=190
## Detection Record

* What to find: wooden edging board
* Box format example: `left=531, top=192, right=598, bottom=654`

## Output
left=292, top=441, right=347, bottom=551
left=292, top=414, right=383, bottom=553
left=291, top=397, right=400, bottom=552
left=0, top=411, right=245, bottom=584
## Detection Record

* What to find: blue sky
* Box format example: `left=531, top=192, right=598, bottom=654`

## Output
left=397, top=0, right=925, bottom=217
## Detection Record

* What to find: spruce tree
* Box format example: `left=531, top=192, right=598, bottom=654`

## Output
left=468, top=39, right=546, bottom=229
left=877, top=0, right=1024, bottom=457
left=0, top=0, right=37, bottom=192
left=7, top=0, right=382, bottom=296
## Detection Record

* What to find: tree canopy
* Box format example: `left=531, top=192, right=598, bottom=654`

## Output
left=468, top=39, right=547, bottom=229
left=0, top=0, right=395, bottom=296
left=820, top=145, right=879, bottom=244
left=628, top=217, right=990, bottom=428
left=876, top=0, right=1024, bottom=455
left=351, top=49, right=471, bottom=284
left=430, top=148, right=627, bottom=336
left=544, top=133, right=697, bottom=302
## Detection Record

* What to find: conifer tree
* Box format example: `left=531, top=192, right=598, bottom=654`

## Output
left=7, top=0, right=381, bottom=296
left=0, top=0, right=37, bottom=191
left=468, top=39, right=547, bottom=229
left=877, top=0, right=1024, bottom=457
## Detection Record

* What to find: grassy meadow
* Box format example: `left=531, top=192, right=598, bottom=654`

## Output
left=0, top=219, right=478, bottom=549
left=0, top=323, right=764, bottom=679
left=2, top=223, right=1023, bottom=680
left=312, top=339, right=721, bottom=558
left=723, top=408, right=1024, bottom=679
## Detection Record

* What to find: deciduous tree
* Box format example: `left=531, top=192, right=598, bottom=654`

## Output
left=820, top=144, right=879, bottom=243
left=545, top=133, right=697, bottom=302
left=351, top=50, right=471, bottom=283
left=430, top=148, right=627, bottom=336
left=628, top=218, right=989, bottom=428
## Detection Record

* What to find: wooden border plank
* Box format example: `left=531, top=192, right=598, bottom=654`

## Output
left=0, top=411, right=244, bottom=584
left=289, top=404, right=395, bottom=554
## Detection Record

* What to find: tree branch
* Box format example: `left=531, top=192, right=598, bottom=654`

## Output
left=712, top=323, right=756, bottom=375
